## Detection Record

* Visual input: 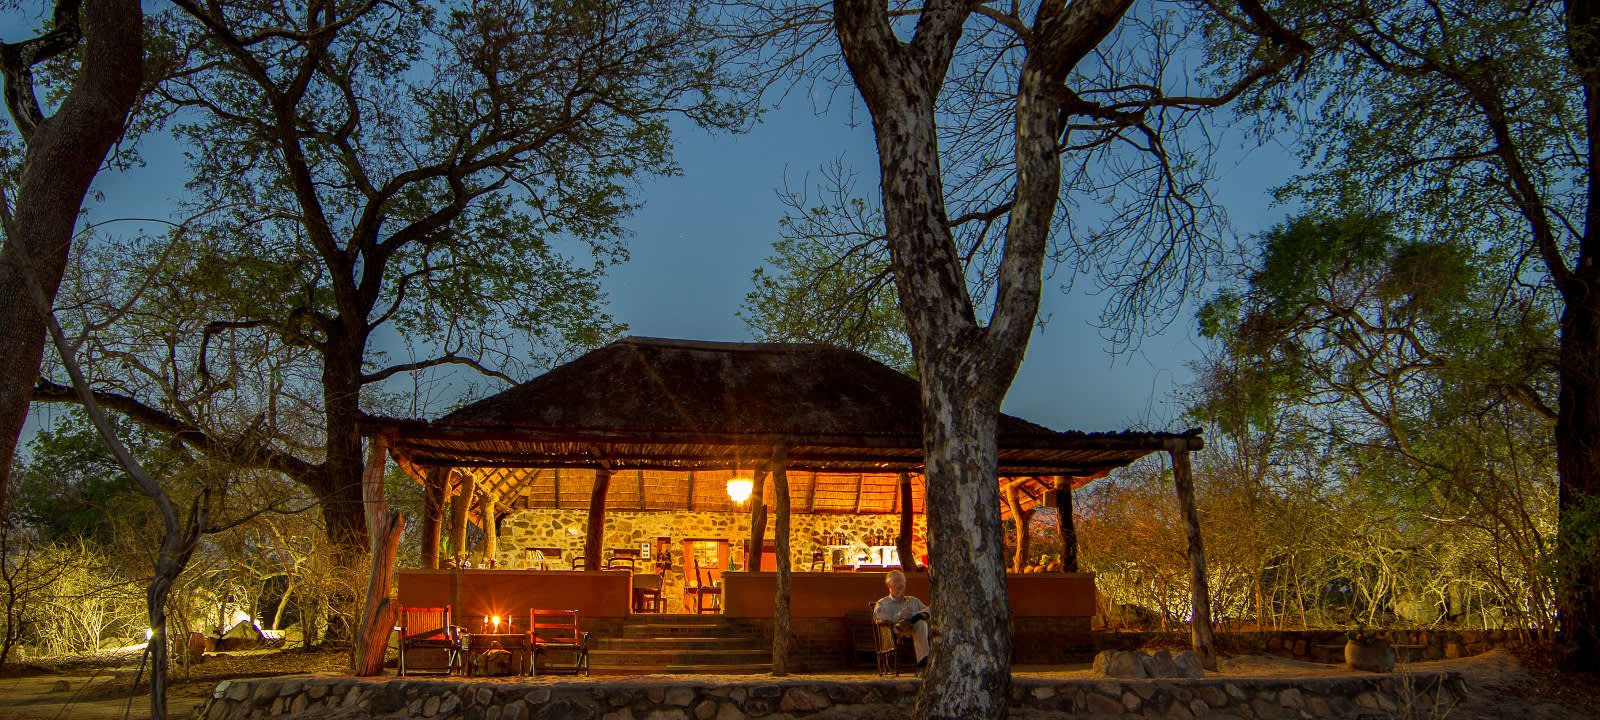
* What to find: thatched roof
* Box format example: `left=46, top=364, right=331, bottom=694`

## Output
left=366, top=337, right=1200, bottom=515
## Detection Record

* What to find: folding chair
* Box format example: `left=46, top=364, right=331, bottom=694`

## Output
left=397, top=605, right=461, bottom=676
left=528, top=608, right=590, bottom=676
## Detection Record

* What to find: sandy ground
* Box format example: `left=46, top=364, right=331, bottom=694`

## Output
left=0, top=647, right=1593, bottom=719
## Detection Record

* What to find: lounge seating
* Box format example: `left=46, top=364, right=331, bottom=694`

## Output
left=397, top=605, right=461, bottom=676
left=528, top=608, right=590, bottom=676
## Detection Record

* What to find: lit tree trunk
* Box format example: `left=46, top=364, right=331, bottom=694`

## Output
left=353, top=437, right=404, bottom=676
left=1005, top=484, right=1031, bottom=571
left=771, top=444, right=792, bottom=675
left=0, top=0, right=142, bottom=519
left=448, top=471, right=475, bottom=564
left=832, top=2, right=1132, bottom=716
left=896, top=472, right=917, bottom=571
left=1170, top=447, right=1217, bottom=670
left=480, top=491, right=499, bottom=567
left=747, top=466, right=769, bottom=571
left=584, top=468, right=611, bottom=570
left=1056, top=477, right=1078, bottom=572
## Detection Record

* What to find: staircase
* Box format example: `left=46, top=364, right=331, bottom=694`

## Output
left=589, top=615, right=771, bottom=675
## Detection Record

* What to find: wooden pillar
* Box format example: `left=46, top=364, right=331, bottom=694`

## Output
left=421, top=467, right=446, bottom=569
left=1170, top=448, right=1217, bottom=670
left=447, top=470, right=476, bottom=565
left=747, top=465, right=770, bottom=571
left=585, top=468, right=612, bottom=570
left=1004, top=483, right=1031, bottom=572
left=481, top=491, right=500, bottom=568
left=771, top=444, right=792, bottom=675
left=353, top=436, right=405, bottom=676
left=896, top=473, right=918, bottom=571
left=1055, top=476, right=1079, bottom=573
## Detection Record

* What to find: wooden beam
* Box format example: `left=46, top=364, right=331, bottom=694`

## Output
left=553, top=468, right=562, bottom=509
left=638, top=469, right=646, bottom=510
left=852, top=473, right=863, bottom=513
left=771, top=443, right=792, bottom=675
left=481, top=491, right=500, bottom=567
left=585, top=468, right=612, bottom=571
left=1004, top=485, right=1031, bottom=572
left=420, top=467, right=447, bottom=569
left=804, top=471, right=818, bottom=513
left=686, top=470, right=696, bottom=511
left=1170, top=449, right=1217, bottom=670
left=897, top=472, right=917, bottom=572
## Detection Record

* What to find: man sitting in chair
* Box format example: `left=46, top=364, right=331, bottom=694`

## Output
left=874, top=570, right=931, bottom=666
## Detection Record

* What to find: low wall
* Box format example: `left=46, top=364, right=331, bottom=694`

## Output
left=197, top=671, right=1466, bottom=720
left=398, top=570, right=633, bottom=621
left=1096, top=628, right=1535, bottom=663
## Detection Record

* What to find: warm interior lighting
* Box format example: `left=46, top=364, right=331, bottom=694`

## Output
left=491, top=615, right=501, bottom=632
left=145, top=628, right=154, bottom=641
left=726, top=477, right=754, bottom=504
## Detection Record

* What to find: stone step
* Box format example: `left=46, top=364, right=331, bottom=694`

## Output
left=594, top=636, right=763, bottom=651
left=588, top=648, right=771, bottom=666
left=618, top=623, right=751, bottom=638
left=588, top=663, right=774, bottom=676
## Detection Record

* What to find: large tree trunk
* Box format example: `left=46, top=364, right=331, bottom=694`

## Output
left=896, top=472, right=918, bottom=571
left=584, top=468, right=611, bottom=569
left=1056, top=478, right=1078, bottom=573
left=353, top=437, right=404, bottom=676
left=317, top=334, right=371, bottom=551
left=146, top=499, right=204, bottom=720
left=0, top=0, right=142, bottom=519
left=1170, top=448, right=1217, bottom=670
left=421, top=468, right=446, bottom=569
left=1557, top=0, right=1600, bottom=671
left=1005, top=484, right=1031, bottom=571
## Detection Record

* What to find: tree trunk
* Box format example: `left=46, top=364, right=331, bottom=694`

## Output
left=897, top=473, right=918, bottom=571
left=1555, top=280, right=1600, bottom=669
left=146, top=500, right=204, bottom=720
left=584, top=468, right=611, bottom=569
left=1005, top=484, right=1031, bottom=571
left=480, top=491, right=499, bottom=568
left=421, top=468, right=446, bottom=569
left=1056, top=477, right=1078, bottom=573
left=353, top=437, right=404, bottom=676
left=1170, top=448, right=1217, bottom=670
left=747, top=466, right=769, bottom=571
left=771, top=445, right=792, bottom=675
left=0, top=0, right=142, bottom=519
left=317, top=333, right=371, bottom=551
left=448, top=470, right=475, bottom=564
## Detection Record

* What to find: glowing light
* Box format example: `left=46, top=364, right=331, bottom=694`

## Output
left=491, top=615, right=501, bottom=632
left=145, top=628, right=154, bottom=641
left=726, top=478, right=753, bottom=504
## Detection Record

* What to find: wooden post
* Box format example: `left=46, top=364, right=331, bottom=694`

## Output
left=1055, top=476, right=1078, bottom=572
left=447, top=470, right=475, bottom=565
left=421, top=467, right=446, bottom=569
left=353, top=436, right=405, bottom=676
left=1170, top=448, right=1217, bottom=670
left=771, top=444, right=792, bottom=675
left=897, top=473, right=918, bottom=571
left=481, top=491, right=499, bottom=567
left=585, top=467, right=612, bottom=570
left=1004, top=483, right=1031, bottom=572
left=747, top=465, right=770, bottom=571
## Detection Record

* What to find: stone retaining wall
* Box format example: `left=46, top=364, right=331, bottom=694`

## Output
left=1097, top=628, right=1533, bottom=663
left=198, top=671, right=1465, bottom=720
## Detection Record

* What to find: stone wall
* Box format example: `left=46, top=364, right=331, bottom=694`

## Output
left=494, top=509, right=927, bottom=609
left=198, top=670, right=1466, bottom=720
left=1095, top=628, right=1534, bottom=664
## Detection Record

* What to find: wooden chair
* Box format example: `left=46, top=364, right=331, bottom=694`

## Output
left=686, top=556, right=722, bottom=613
left=570, top=555, right=587, bottom=571
left=808, top=551, right=827, bottom=572
left=527, top=609, right=590, bottom=676
left=397, top=605, right=460, bottom=676
left=527, top=546, right=562, bottom=570
left=632, top=573, right=663, bottom=613
left=607, top=548, right=641, bottom=570
left=842, top=610, right=879, bottom=669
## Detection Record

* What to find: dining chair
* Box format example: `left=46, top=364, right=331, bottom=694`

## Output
left=527, top=608, right=590, bottom=676
left=687, top=555, right=722, bottom=614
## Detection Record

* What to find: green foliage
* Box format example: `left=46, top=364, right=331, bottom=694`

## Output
left=10, top=409, right=175, bottom=545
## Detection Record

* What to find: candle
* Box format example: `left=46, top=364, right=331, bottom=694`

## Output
left=492, top=615, right=501, bottom=632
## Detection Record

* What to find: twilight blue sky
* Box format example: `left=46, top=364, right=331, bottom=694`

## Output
left=12, top=7, right=1306, bottom=439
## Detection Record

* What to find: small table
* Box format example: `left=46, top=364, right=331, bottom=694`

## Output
left=461, top=633, right=531, bottom=676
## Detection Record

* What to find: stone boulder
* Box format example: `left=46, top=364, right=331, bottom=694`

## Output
left=1345, top=639, right=1397, bottom=673
left=1171, top=651, right=1206, bottom=678
left=1092, top=650, right=1149, bottom=678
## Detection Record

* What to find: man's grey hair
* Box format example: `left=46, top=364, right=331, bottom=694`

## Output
left=886, top=569, right=907, bottom=586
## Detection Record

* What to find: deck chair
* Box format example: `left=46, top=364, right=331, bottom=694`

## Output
left=686, top=556, right=722, bottom=613
left=842, top=610, right=879, bottom=669
left=528, top=609, right=590, bottom=676
left=397, top=605, right=460, bottom=676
